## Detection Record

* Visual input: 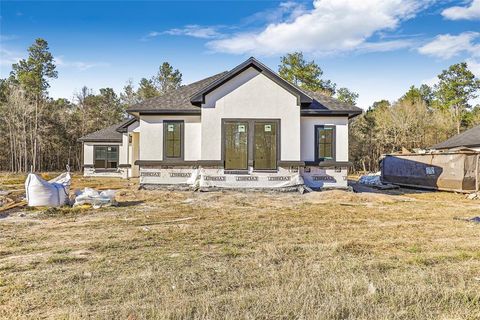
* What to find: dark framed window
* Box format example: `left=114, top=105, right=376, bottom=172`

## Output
left=315, top=125, right=335, bottom=162
left=223, top=119, right=280, bottom=171
left=163, top=120, right=184, bottom=160
left=94, top=146, right=119, bottom=169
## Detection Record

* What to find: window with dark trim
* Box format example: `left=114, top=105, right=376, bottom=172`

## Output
left=94, top=146, right=119, bottom=169
left=163, top=121, right=184, bottom=160
left=315, top=125, right=335, bottom=162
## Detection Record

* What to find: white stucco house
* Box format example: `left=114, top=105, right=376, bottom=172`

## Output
left=79, top=57, right=362, bottom=189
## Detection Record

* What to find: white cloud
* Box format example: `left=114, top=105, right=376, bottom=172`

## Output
left=0, top=51, right=109, bottom=72
left=54, top=56, right=109, bottom=71
left=442, top=0, right=480, bottom=20
left=418, top=32, right=480, bottom=59
left=165, top=25, right=221, bottom=39
left=356, top=39, right=417, bottom=53
left=0, top=34, right=18, bottom=41
left=419, top=32, right=480, bottom=101
left=0, top=48, right=23, bottom=67
left=242, top=1, right=307, bottom=25
left=466, top=58, right=480, bottom=77
left=142, top=25, right=222, bottom=41
left=207, top=0, right=431, bottom=55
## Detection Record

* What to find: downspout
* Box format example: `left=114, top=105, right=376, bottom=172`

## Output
left=126, top=133, right=130, bottom=178
left=81, top=141, right=84, bottom=173
left=475, top=153, right=479, bottom=192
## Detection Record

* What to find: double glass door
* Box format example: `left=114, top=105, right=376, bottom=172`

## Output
left=224, top=120, right=278, bottom=170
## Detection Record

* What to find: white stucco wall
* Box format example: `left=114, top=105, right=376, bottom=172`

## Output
left=83, top=143, right=94, bottom=165
left=139, top=115, right=201, bottom=161
left=300, top=116, right=349, bottom=162
left=121, top=133, right=129, bottom=165
left=126, top=120, right=140, bottom=177
left=130, top=132, right=140, bottom=177
left=201, top=67, right=300, bottom=161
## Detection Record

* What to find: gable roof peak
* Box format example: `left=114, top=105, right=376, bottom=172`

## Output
left=190, top=56, right=312, bottom=106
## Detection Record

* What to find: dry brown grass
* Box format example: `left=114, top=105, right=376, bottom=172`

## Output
left=1, top=173, right=480, bottom=319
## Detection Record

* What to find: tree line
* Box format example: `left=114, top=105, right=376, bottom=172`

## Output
left=0, top=39, right=182, bottom=172
left=350, top=62, right=480, bottom=172
left=0, top=39, right=479, bottom=173
left=275, top=52, right=480, bottom=172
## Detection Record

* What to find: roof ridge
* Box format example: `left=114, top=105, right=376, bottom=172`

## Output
left=157, top=71, right=229, bottom=96
left=182, top=71, right=229, bottom=88
left=127, top=71, right=228, bottom=112
left=78, top=120, right=126, bottom=142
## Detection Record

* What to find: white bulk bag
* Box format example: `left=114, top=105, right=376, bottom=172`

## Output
left=25, top=172, right=71, bottom=207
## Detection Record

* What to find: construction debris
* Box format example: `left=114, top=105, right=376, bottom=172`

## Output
left=454, top=216, right=480, bottom=224
left=358, top=172, right=399, bottom=190
left=358, top=172, right=382, bottom=186
left=466, top=192, right=480, bottom=200
left=73, top=188, right=117, bottom=209
left=471, top=217, right=480, bottom=223
left=0, top=200, right=27, bottom=212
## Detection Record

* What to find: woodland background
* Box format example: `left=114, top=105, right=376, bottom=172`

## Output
left=1, top=39, right=479, bottom=172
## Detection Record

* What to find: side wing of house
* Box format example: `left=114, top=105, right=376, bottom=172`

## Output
left=79, top=119, right=139, bottom=179
left=299, top=116, right=350, bottom=188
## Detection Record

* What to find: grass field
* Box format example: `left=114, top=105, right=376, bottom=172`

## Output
left=1, top=173, right=480, bottom=319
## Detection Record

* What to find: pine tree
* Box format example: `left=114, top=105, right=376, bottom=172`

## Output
left=435, top=62, right=480, bottom=134
left=278, top=52, right=336, bottom=95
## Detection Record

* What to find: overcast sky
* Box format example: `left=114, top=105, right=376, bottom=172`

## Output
left=1, top=0, right=480, bottom=108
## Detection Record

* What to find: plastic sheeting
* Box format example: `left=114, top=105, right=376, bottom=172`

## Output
left=198, top=168, right=303, bottom=189
left=25, top=172, right=71, bottom=207
left=140, top=168, right=198, bottom=185
left=301, top=167, right=348, bottom=189
left=73, top=188, right=117, bottom=208
left=358, top=172, right=382, bottom=186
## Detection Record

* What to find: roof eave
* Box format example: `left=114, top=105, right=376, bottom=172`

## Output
left=116, top=117, right=138, bottom=133
left=301, top=109, right=362, bottom=118
left=78, top=138, right=123, bottom=143
left=129, top=109, right=201, bottom=115
left=433, top=144, right=480, bottom=150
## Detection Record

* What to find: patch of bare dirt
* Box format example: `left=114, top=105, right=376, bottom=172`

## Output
left=304, top=189, right=414, bottom=204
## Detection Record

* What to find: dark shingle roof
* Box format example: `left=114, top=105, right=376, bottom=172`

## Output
left=79, top=122, right=125, bottom=142
left=126, top=57, right=362, bottom=117
left=127, top=72, right=228, bottom=112
left=302, top=90, right=363, bottom=115
left=433, top=125, right=480, bottom=149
